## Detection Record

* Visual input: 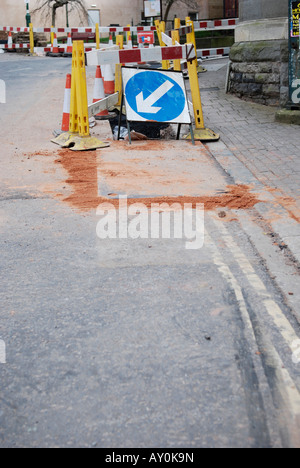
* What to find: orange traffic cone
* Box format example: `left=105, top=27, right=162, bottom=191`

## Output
left=93, top=66, right=109, bottom=119
left=65, top=33, right=73, bottom=55
left=109, top=34, right=113, bottom=47
left=103, top=64, right=115, bottom=95
left=52, top=34, right=59, bottom=53
left=61, top=74, right=71, bottom=131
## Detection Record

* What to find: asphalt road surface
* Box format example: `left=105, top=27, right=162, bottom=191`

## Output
left=0, top=54, right=299, bottom=448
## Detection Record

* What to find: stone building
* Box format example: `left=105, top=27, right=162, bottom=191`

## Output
left=228, top=0, right=289, bottom=106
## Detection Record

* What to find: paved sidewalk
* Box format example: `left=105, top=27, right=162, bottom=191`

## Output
left=198, top=58, right=300, bottom=217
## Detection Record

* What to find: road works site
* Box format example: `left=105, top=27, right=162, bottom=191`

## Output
left=0, top=20, right=300, bottom=450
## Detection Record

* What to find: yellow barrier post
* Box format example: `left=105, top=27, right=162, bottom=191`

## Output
left=51, top=41, right=110, bottom=151
left=51, top=26, right=54, bottom=46
left=185, top=55, right=219, bottom=141
left=174, top=17, right=181, bottom=30
left=29, top=23, right=34, bottom=55
left=186, top=19, right=197, bottom=59
left=95, top=23, right=100, bottom=50
left=127, top=24, right=131, bottom=44
left=155, top=20, right=170, bottom=70
left=186, top=18, right=206, bottom=73
left=115, top=35, right=124, bottom=106
left=171, top=30, right=181, bottom=71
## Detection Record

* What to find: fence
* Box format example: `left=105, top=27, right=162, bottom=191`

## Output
left=0, top=19, right=238, bottom=58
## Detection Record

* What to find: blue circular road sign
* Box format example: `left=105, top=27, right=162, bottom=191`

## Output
left=124, top=70, right=187, bottom=122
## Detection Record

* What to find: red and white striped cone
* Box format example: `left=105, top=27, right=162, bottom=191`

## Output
left=127, top=34, right=132, bottom=49
left=61, top=74, right=71, bottom=131
left=66, top=33, right=73, bottom=54
left=109, top=34, right=113, bottom=47
left=93, top=66, right=109, bottom=119
left=52, top=34, right=59, bottom=54
left=103, top=64, right=115, bottom=95
left=8, top=31, right=13, bottom=49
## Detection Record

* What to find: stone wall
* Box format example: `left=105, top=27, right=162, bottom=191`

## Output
left=228, top=39, right=289, bottom=107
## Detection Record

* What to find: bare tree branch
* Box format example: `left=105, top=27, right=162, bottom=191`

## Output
left=31, top=0, right=88, bottom=27
left=163, top=0, right=200, bottom=23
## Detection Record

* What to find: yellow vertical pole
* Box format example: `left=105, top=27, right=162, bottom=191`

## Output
left=187, top=58, right=205, bottom=130
left=115, top=35, right=124, bottom=106
left=72, top=41, right=89, bottom=137
left=186, top=19, right=197, bottom=62
left=174, top=17, right=181, bottom=30
left=160, top=21, right=170, bottom=70
left=95, top=23, right=100, bottom=49
left=29, top=23, right=34, bottom=54
left=155, top=20, right=170, bottom=70
left=185, top=50, right=219, bottom=140
left=69, top=59, right=78, bottom=134
left=51, top=26, right=54, bottom=46
left=127, top=24, right=131, bottom=44
left=171, top=30, right=181, bottom=71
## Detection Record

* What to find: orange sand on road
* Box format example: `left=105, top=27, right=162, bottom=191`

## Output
left=53, top=148, right=260, bottom=213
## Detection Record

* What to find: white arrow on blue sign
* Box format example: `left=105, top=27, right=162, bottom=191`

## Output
left=122, top=68, right=191, bottom=124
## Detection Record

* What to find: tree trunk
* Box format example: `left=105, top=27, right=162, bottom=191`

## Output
left=52, top=6, right=56, bottom=27
left=164, top=0, right=175, bottom=23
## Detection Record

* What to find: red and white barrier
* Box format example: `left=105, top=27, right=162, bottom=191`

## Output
left=194, top=18, right=239, bottom=31
left=197, top=47, right=231, bottom=58
left=0, top=25, right=157, bottom=34
left=0, top=43, right=97, bottom=52
left=0, top=20, right=238, bottom=35
left=87, top=44, right=196, bottom=67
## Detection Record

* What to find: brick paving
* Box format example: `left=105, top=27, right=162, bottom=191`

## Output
left=197, top=58, right=300, bottom=211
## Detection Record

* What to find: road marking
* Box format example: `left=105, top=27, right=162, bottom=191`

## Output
left=205, top=223, right=300, bottom=446
left=212, top=218, right=300, bottom=354
left=7, top=67, right=32, bottom=72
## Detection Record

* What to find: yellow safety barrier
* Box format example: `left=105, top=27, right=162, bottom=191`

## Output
left=185, top=44, right=219, bottom=141
left=51, top=41, right=110, bottom=151
left=29, top=23, right=34, bottom=55
left=155, top=20, right=170, bottom=70
left=127, top=25, right=131, bottom=44
left=95, top=23, right=100, bottom=50
left=51, top=25, right=54, bottom=46
left=171, top=30, right=181, bottom=71
left=174, top=17, right=181, bottom=30
left=186, top=18, right=206, bottom=74
left=115, top=35, right=124, bottom=107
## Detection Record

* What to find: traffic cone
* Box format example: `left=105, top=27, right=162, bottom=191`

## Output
left=66, top=33, right=73, bottom=54
left=93, top=66, right=109, bottom=118
left=61, top=74, right=71, bottom=131
left=7, top=31, right=13, bottom=49
left=52, top=34, right=59, bottom=54
left=49, top=33, right=62, bottom=57
left=103, top=64, right=115, bottom=95
left=109, top=34, right=113, bottom=47
left=127, top=33, right=132, bottom=49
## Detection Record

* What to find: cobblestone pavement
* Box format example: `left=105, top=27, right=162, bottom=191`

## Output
left=198, top=58, right=300, bottom=215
